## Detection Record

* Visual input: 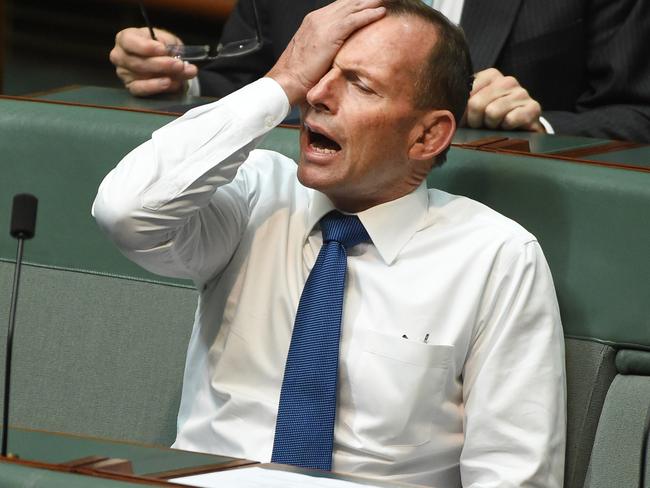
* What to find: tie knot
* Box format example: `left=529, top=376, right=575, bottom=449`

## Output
left=320, top=211, right=370, bottom=249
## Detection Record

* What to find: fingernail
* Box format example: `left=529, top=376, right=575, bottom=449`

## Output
left=159, top=79, right=170, bottom=89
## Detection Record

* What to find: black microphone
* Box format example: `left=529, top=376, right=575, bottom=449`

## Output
left=2, top=194, right=38, bottom=458
left=10, top=194, right=38, bottom=239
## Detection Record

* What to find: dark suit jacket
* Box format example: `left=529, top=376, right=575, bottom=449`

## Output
left=199, top=0, right=650, bottom=142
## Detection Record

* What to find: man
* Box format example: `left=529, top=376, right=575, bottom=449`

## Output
left=110, top=0, right=650, bottom=142
left=95, top=1, right=566, bottom=486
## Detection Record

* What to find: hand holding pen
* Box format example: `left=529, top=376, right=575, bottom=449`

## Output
left=108, top=3, right=198, bottom=96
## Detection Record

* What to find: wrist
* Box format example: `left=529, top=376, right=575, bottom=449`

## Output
left=266, top=70, right=305, bottom=106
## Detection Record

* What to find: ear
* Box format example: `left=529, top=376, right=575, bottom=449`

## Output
left=408, top=110, right=456, bottom=161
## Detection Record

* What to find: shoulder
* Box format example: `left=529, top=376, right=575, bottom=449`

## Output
left=234, top=148, right=309, bottom=207
left=424, top=190, right=556, bottom=310
left=426, top=188, right=539, bottom=257
left=241, top=148, right=297, bottom=180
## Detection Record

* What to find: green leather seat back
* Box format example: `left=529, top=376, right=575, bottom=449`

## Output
left=583, top=351, right=650, bottom=488
left=0, top=98, right=178, bottom=283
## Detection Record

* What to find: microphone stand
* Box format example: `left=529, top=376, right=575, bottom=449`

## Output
left=2, top=194, right=38, bottom=458
left=2, top=239, right=26, bottom=458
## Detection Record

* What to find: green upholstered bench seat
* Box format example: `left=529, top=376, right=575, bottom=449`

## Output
left=0, top=260, right=196, bottom=446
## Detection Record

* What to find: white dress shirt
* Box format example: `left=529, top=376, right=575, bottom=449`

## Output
left=93, top=78, right=566, bottom=488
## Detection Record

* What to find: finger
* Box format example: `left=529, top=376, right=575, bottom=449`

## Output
left=117, top=53, right=186, bottom=79
left=482, top=99, right=509, bottom=129
left=483, top=88, right=541, bottom=130
left=501, top=101, right=542, bottom=130
left=482, top=87, right=528, bottom=129
left=304, top=0, right=385, bottom=49
left=150, top=28, right=183, bottom=47
left=116, top=58, right=196, bottom=83
left=125, top=77, right=185, bottom=97
left=330, top=0, right=384, bottom=16
left=131, top=60, right=197, bottom=80
left=338, top=6, right=387, bottom=40
left=470, top=68, right=503, bottom=95
left=180, top=62, right=199, bottom=80
left=466, top=76, right=521, bottom=128
left=332, top=0, right=386, bottom=25
left=472, top=75, right=519, bottom=105
left=304, top=0, right=385, bottom=44
left=115, top=28, right=166, bottom=58
left=466, top=93, right=488, bottom=128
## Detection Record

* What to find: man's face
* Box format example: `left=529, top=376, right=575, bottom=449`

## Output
left=298, top=15, right=439, bottom=212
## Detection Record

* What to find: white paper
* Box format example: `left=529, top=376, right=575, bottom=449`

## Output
left=171, top=466, right=383, bottom=488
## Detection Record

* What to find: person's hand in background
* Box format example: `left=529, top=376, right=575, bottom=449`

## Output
left=465, top=68, right=545, bottom=132
left=110, top=27, right=198, bottom=97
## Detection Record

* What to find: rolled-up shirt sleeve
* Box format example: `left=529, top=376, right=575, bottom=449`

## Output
left=460, top=239, right=566, bottom=487
left=92, top=77, right=290, bottom=284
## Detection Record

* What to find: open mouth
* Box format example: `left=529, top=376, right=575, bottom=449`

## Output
left=307, top=125, right=341, bottom=154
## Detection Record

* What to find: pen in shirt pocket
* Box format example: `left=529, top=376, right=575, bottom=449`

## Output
left=401, top=333, right=430, bottom=343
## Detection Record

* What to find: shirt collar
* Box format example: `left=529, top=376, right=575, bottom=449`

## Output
left=305, top=182, right=430, bottom=266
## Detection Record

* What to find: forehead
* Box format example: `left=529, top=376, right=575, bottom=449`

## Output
left=335, top=14, right=438, bottom=91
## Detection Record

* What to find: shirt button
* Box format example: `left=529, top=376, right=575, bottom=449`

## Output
left=264, top=115, right=275, bottom=128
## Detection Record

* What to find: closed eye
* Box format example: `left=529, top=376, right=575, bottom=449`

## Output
left=354, top=81, right=374, bottom=94
left=341, top=68, right=376, bottom=95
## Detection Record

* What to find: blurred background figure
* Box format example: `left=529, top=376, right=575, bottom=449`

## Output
left=2, top=0, right=647, bottom=141
left=109, top=0, right=650, bottom=142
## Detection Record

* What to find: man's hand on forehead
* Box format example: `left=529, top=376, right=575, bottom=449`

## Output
left=267, top=0, right=386, bottom=106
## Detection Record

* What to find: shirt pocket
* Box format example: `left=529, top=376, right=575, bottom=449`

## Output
left=348, top=328, right=453, bottom=448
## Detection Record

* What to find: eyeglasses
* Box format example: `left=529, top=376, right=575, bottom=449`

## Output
left=140, top=0, right=262, bottom=62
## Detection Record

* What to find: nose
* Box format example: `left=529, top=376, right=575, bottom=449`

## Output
left=306, top=68, right=339, bottom=113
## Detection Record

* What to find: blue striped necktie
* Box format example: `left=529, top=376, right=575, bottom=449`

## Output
left=271, top=211, right=370, bottom=470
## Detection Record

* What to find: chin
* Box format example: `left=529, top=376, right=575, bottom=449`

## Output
left=296, top=158, right=340, bottom=194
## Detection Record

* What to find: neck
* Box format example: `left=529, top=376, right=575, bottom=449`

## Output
left=326, top=181, right=422, bottom=213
